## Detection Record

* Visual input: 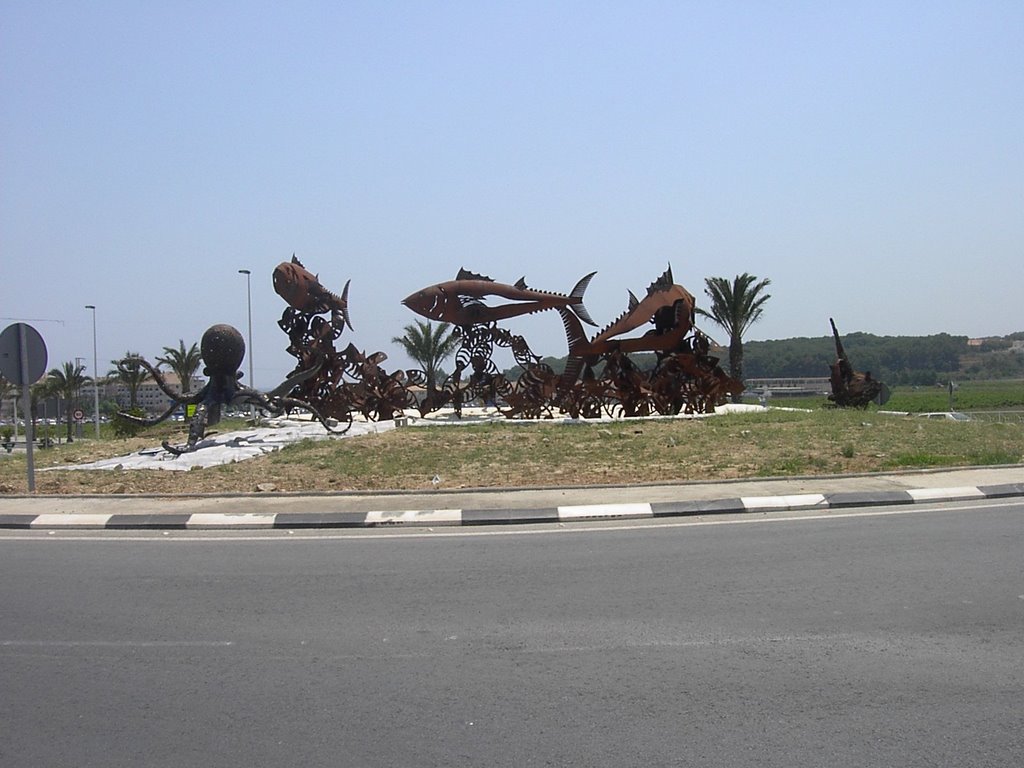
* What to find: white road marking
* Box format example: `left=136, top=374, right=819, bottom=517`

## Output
left=1, top=640, right=234, bottom=647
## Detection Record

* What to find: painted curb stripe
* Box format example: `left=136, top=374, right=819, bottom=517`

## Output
left=186, top=513, right=277, bottom=528
left=30, top=514, right=113, bottom=528
left=107, top=513, right=191, bottom=529
left=906, top=486, right=986, bottom=502
left=978, top=483, right=1024, bottom=498
left=273, top=511, right=369, bottom=528
left=1, top=484, right=1021, bottom=530
left=557, top=503, right=653, bottom=520
left=650, top=500, right=714, bottom=517
left=664, top=497, right=747, bottom=515
left=461, top=507, right=560, bottom=525
left=364, top=509, right=462, bottom=526
left=741, top=493, right=827, bottom=511
left=825, top=490, right=914, bottom=508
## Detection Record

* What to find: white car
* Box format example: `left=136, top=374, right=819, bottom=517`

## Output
left=917, top=411, right=971, bottom=422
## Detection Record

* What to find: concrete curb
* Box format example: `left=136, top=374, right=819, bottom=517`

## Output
left=3, top=483, right=1021, bottom=531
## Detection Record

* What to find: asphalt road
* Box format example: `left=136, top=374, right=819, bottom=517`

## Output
left=2, top=500, right=1022, bottom=767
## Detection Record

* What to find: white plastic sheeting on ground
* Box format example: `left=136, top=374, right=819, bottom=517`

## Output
left=50, top=417, right=394, bottom=472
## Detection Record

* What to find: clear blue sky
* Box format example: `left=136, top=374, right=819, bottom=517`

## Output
left=3, top=1, right=1021, bottom=388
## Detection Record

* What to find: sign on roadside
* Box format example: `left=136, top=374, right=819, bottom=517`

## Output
left=0, top=323, right=47, bottom=493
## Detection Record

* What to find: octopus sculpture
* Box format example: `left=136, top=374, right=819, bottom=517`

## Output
left=116, top=323, right=345, bottom=455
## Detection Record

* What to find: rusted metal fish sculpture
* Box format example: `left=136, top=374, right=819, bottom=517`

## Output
left=273, top=255, right=353, bottom=333
left=402, top=268, right=597, bottom=327
left=559, top=266, right=696, bottom=358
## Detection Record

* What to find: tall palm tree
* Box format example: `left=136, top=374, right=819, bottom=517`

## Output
left=29, top=378, right=54, bottom=437
left=157, top=339, right=201, bottom=395
left=392, top=320, right=459, bottom=398
left=109, top=352, right=150, bottom=409
left=47, top=361, right=91, bottom=442
left=698, top=273, right=772, bottom=397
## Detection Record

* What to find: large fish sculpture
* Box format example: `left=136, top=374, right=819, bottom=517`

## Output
left=559, top=266, right=696, bottom=359
left=273, top=255, right=353, bottom=333
left=402, top=268, right=598, bottom=327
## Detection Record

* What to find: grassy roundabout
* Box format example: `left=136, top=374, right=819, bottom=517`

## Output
left=0, top=405, right=1021, bottom=495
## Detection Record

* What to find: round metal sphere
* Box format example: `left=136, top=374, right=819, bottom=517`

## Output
left=200, top=324, right=245, bottom=375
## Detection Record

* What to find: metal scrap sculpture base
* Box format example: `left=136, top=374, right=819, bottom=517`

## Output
left=827, top=318, right=889, bottom=408
left=406, top=266, right=742, bottom=419
left=273, top=259, right=740, bottom=423
left=275, top=257, right=421, bottom=425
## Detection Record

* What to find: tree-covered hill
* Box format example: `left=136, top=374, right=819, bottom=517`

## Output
left=743, top=331, right=1024, bottom=384
left=503, top=332, right=1024, bottom=385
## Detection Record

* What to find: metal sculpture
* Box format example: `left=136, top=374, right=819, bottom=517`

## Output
left=275, top=257, right=419, bottom=424
left=827, top=318, right=889, bottom=408
left=402, top=269, right=597, bottom=327
left=402, top=265, right=742, bottom=418
left=115, top=324, right=342, bottom=454
left=552, top=267, right=742, bottom=416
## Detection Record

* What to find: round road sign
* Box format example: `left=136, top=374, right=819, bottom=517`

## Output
left=0, top=323, right=48, bottom=385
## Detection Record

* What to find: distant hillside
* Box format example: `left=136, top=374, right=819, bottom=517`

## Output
left=503, top=331, right=1024, bottom=385
left=740, top=331, right=1024, bottom=384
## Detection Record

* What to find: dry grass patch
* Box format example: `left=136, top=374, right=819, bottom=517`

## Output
left=0, top=409, right=1020, bottom=495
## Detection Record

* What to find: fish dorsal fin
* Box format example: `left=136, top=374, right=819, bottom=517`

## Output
left=291, top=254, right=305, bottom=268
left=514, top=277, right=528, bottom=290
left=646, top=265, right=674, bottom=296
left=628, top=290, right=639, bottom=311
left=456, top=267, right=493, bottom=282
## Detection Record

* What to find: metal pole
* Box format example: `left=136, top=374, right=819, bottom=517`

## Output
left=238, top=269, right=255, bottom=421
left=18, top=324, right=36, bottom=492
left=85, top=305, right=101, bottom=438
left=75, top=356, right=84, bottom=440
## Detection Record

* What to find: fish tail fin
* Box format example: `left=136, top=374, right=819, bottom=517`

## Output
left=558, top=307, right=588, bottom=357
left=341, top=279, right=353, bottom=330
left=570, top=271, right=597, bottom=326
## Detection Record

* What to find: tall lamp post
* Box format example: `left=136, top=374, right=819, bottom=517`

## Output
left=238, top=269, right=255, bottom=420
left=85, top=305, right=100, bottom=438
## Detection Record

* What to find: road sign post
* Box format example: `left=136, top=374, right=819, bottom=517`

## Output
left=0, top=323, right=48, bottom=492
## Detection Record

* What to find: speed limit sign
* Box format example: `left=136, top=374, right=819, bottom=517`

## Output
left=73, top=408, right=85, bottom=421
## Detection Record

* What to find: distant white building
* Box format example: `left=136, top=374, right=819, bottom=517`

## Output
left=122, top=373, right=205, bottom=413
left=80, top=372, right=205, bottom=415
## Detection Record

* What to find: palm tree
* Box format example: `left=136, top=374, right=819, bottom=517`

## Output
left=47, top=361, right=91, bottom=442
left=698, top=273, right=772, bottom=398
left=392, top=320, right=459, bottom=399
left=0, top=375, right=13, bottom=421
left=109, top=352, right=150, bottom=410
left=157, top=339, right=201, bottom=395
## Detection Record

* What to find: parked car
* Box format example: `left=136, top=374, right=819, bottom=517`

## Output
left=917, top=411, right=971, bottom=422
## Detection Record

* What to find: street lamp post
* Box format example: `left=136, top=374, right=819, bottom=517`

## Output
left=85, top=305, right=100, bottom=438
left=238, top=269, right=255, bottom=421
left=75, top=356, right=85, bottom=440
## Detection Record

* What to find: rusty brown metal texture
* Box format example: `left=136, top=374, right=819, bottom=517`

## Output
left=398, top=265, right=742, bottom=419
left=827, top=318, right=888, bottom=408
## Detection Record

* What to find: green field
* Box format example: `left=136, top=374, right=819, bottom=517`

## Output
left=766, top=379, right=1024, bottom=415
